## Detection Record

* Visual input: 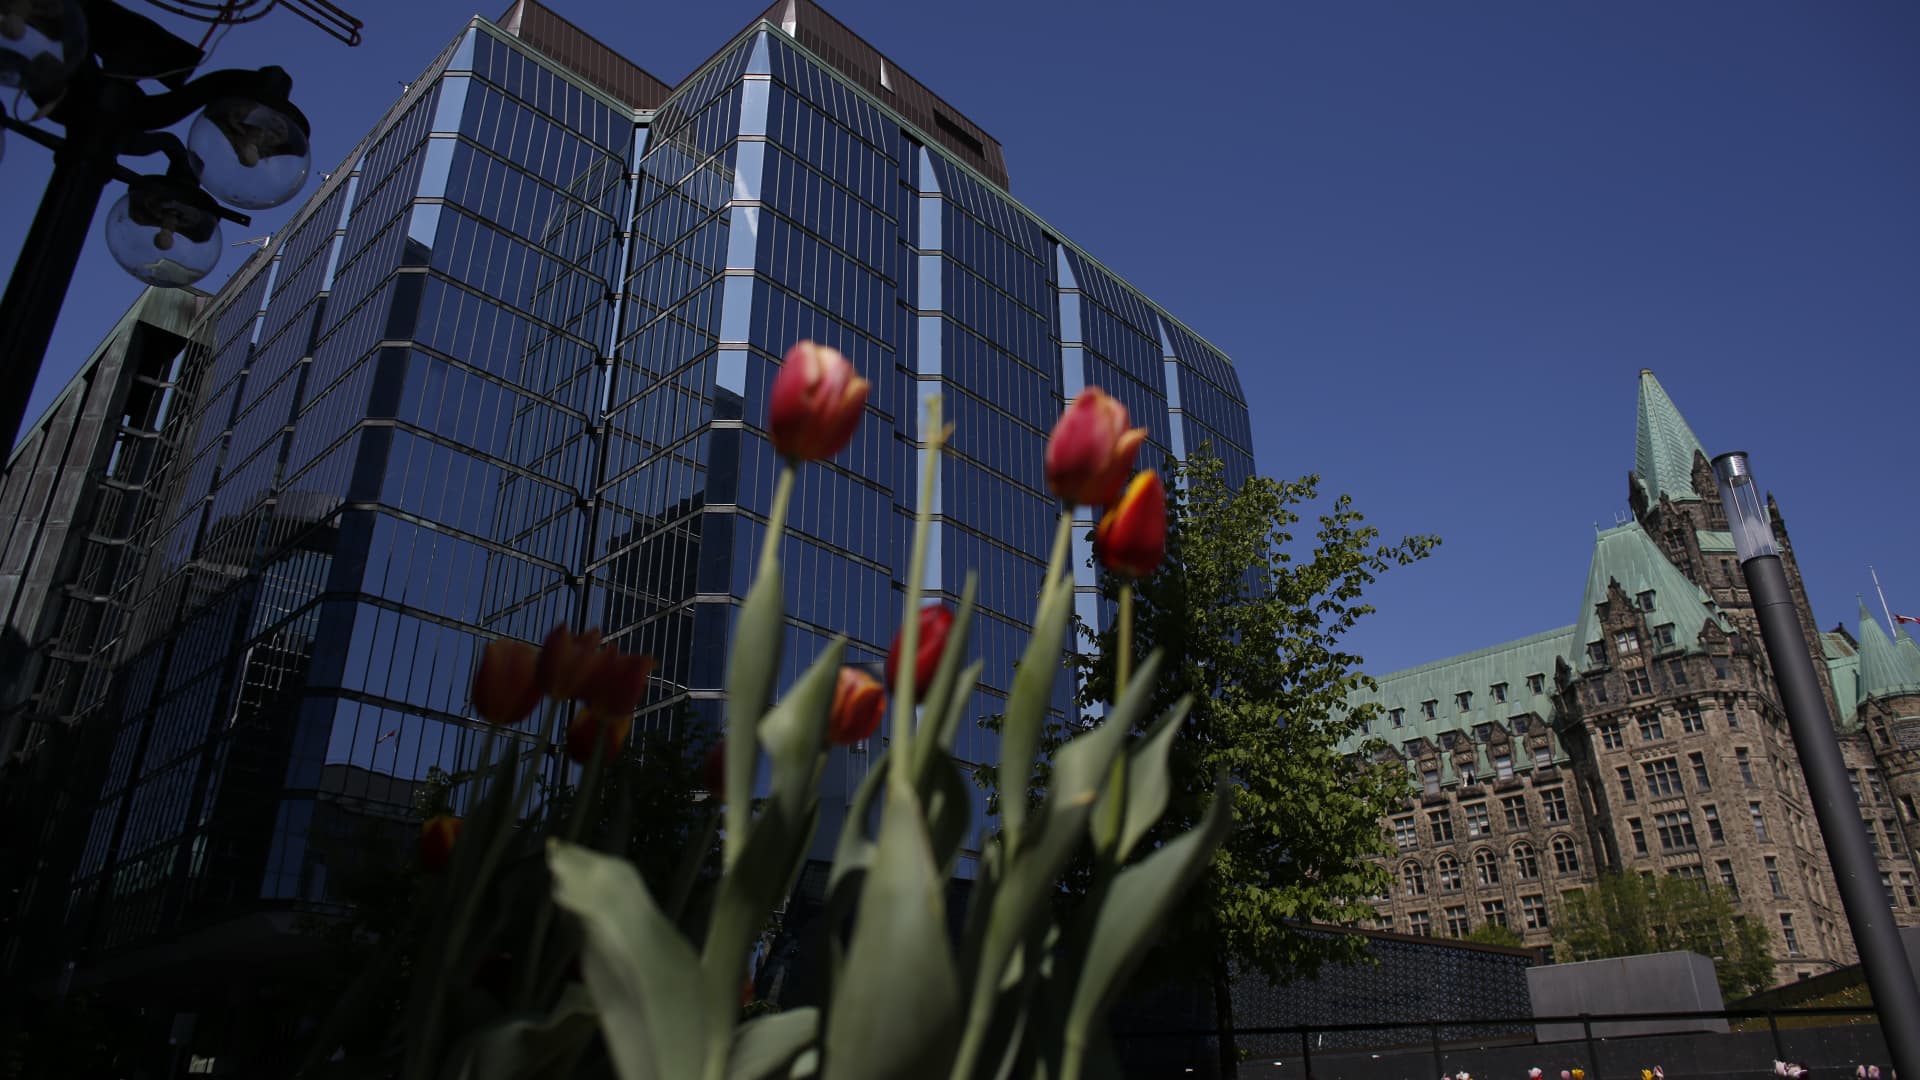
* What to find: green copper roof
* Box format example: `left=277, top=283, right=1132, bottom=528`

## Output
left=1635, top=369, right=1710, bottom=504
left=1824, top=629, right=1860, bottom=729
left=1856, top=603, right=1920, bottom=704
left=1572, top=522, right=1730, bottom=669
left=1696, top=530, right=1737, bottom=553
left=1342, top=626, right=1574, bottom=759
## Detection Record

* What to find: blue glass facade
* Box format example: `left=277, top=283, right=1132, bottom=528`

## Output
left=64, top=7, right=1252, bottom=953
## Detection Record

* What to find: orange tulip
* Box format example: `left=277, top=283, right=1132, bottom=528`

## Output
left=565, top=707, right=633, bottom=764
left=472, top=639, right=542, bottom=726
left=536, top=625, right=603, bottom=700
left=886, top=603, right=954, bottom=703
left=828, top=666, right=885, bottom=746
left=1045, top=387, right=1147, bottom=507
left=418, top=814, right=462, bottom=873
left=1094, top=470, right=1167, bottom=579
left=767, top=340, right=869, bottom=461
left=581, top=650, right=655, bottom=716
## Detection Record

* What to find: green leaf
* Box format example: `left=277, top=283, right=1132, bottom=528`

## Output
left=726, top=565, right=785, bottom=865
left=758, top=639, right=845, bottom=826
left=547, top=840, right=706, bottom=1080
left=928, top=660, right=985, bottom=767
left=1058, top=776, right=1235, bottom=1077
left=998, top=514, right=1073, bottom=847
left=702, top=801, right=805, bottom=1074
left=449, top=984, right=597, bottom=1080
left=726, top=1008, right=821, bottom=1080
left=823, top=792, right=961, bottom=1079
left=921, top=748, right=974, bottom=881
left=1113, top=696, right=1192, bottom=862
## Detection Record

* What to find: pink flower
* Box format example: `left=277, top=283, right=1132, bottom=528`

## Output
left=886, top=603, right=954, bottom=703
left=1529, top=1070, right=1543, bottom=1079
left=767, top=340, right=869, bottom=461
left=1045, top=387, right=1146, bottom=507
left=1094, top=470, right=1168, bottom=579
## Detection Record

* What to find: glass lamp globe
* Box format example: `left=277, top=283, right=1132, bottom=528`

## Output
left=188, top=97, right=312, bottom=210
left=104, top=183, right=222, bottom=287
left=0, top=0, right=86, bottom=90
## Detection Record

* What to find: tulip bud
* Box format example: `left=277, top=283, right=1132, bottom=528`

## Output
left=472, top=639, right=542, bottom=726
left=885, top=603, right=954, bottom=702
left=702, top=744, right=726, bottom=796
left=418, top=814, right=462, bottom=873
left=1046, top=387, right=1147, bottom=507
left=566, top=707, right=633, bottom=765
left=767, top=340, right=870, bottom=461
left=536, top=625, right=603, bottom=700
left=581, top=649, right=655, bottom=716
left=829, top=666, right=885, bottom=745
left=1094, top=470, right=1167, bottom=579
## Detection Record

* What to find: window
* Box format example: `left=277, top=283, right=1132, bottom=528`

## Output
left=1513, top=842, right=1540, bottom=880
left=1390, top=707, right=1405, bottom=728
left=1780, top=913, right=1801, bottom=955
left=1615, top=631, right=1641, bottom=655
left=1637, top=714, right=1665, bottom=741
left=1902, top=872, right=1918, bottom=907
left=1643, top=758, right=1684, bottom=797
left=1766, top=856, right=1785, bottom=897
left=1713, top=656, right=1730, bottom=680
left=1464, top=802, right=1491, bottom=836
left=1542, top=788, right=1570, bottom=823
left=1409, top=910, right=1433, bottom=937
left=1429, top=809, right=1454, bottom=843
left=1474, top=848, right=1501, bottom=886
left=1737, top=747, right=1754, bottom=785
left=1630, top=818, right=1649, bottom=855
left=1905, top=795, right=1919, bottom=823
left=1718, top=859, right=1739, bottom=896
left=1437, top=854, right=1463, bottom=891
left=1375, top=914, right=1394, bottom=931
left=1726, top=707, right=1739, bottom=730
left=1421, top=700, right=1438, bottom=720
left=1668, top=659, right=1689, bottom=686
left=1588, top=641, right=1609, bottom=665
left=1492, top=682, right=1509, bottom=703
left=1534, top=744, right=1554, bottom=766
left=1638, top=590, right=1657, bottom=612
left=1884, top=873, right=1897, bottom=908
left=1591, top=680, right=1609, bottom=705
left=1473, top=723, right=1494, bottom=743
left=1457, top=691, right=1473, bottom=712
left=1482, top=898, right=1508, bottom=927
left=1393, top=815, right=1418, bottom=850
left=1528, top=673, right=1546, bottom=694
left=1445, top=905, right=1471, bottom=938
left=1751, top=802, right=1769, bottom=842
left=1680, top=705, right=1705, bottom=734
left=1652, top=623, right=1675, bottom=647
left=1553, top=835, right=1581, bottom=873
left=1656, top=810, right=1698, bottom=851
left=1402, top=861, right=1427, bottom=897
left=1670, top=864, right=1706, bottom=886
left=1850, top=774, right=1864, bottom=805
left=1514, top=716, right=1531, bottom=735
left=1865, top=819, right=1880, bottom=857
left=1522, top=893, right=1549, bottom=929
left=1618, top=766, right=1637, bottom=803
left=1440, top=731, right=1458, bottom=751
left=1503, top=795, right=1529, bottom=830
left=1885, top=818, right=1904, bottom=856
left=1868, top=769, right=1888, bottom=805
left=1600, top=722, right=1625, bottom=750
left=1690, top=752, right=1712, bottom=791
left=1704, top=804, right=1724, bottom=843
left=1627, top=669, right=1653, bottom=696
left=1494, top=753, right=1514, bottom=779
left=1422, top=769, right=1441, bottom=796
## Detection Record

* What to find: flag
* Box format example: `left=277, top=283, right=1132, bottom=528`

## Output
left=1896, top=613, right=1920, bottom=626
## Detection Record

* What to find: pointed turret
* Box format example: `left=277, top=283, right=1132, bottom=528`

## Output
left=1855, top=604, right=1920, bottom=705
left=1634, top=369, right=1710, bottom=504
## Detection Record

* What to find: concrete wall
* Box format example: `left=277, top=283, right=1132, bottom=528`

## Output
left=1528, top=951, right=1727, bottom=1040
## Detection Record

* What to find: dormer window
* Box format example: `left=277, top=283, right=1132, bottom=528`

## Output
left=1440, top=731, right=1457, bottom=750
left=1456, top=691, right=1473, bottom=711
left=1421, top=700, right=1438, bottom=720
left=1615, top=631, right=1641, bottom=655
left=1638, top=590, right=1657, bottom=612
left=1491, top=682, right=1508, bottom=703
left=1403, top=739, right=1423, bottom=758
left=1528, top=673, right=1546, bottom=694
left=1653, top=623, right=1676, bottom=648
left=1473, top=723, right=1494, bottom=743
left=1390, top=707, right=1405, bottom=728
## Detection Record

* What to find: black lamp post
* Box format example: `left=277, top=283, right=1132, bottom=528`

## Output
left=1711, top=450, right=1920, bottom=1076
left=0, top=0, right=318, bottom=453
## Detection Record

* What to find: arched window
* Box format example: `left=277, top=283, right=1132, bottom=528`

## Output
left=1402, top=861, right=1427, bottom=898
left=1512, top=841, right=1539, bottom=880
left=1552, top=834, right=1581, bottom=874
left=1474, top=848, right=1500, bottom=886
left=1437, top=853, right=1463, bottom=891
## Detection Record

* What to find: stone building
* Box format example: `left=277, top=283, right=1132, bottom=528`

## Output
left=1346, top=370, right=1920, bottom=984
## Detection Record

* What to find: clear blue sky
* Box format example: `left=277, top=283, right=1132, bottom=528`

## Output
left=5, top=1, right=1916, bottom=676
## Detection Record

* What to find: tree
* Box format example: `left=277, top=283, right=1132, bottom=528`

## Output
left=1002, top=449, right=1437, bottom=1075
left=1464, top=921, right=1526, bottom=948
left=1555, top=871, right=1776, bottom=999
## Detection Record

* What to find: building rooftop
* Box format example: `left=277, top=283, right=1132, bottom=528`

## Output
left=1633, top=368, right=1710, bottom=505
left=1344, top=625, right=1572, bottom=757
left=1570, top=520, right=1729, bottom=669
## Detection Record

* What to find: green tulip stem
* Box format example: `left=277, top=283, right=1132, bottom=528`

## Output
left=519, top=736, right=609, bottom=1009
left=892, top=393, right=946, bottom=800
left=760, top=463, right=797, bottom=575
left=1116, top=586, right=1133, bottom=699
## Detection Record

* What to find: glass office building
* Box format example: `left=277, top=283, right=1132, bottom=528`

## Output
left=32, top=0, right=1252, bottom=984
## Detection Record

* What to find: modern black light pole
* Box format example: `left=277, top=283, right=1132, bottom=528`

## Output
left=1711, top=450, right=1920, bottom=1076
left=0, top=0, right=337, bottom=452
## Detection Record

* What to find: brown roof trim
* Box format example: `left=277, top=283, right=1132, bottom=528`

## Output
left=496, top=0, right=674, bottom=108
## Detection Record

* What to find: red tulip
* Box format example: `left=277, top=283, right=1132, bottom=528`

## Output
left=702, top=744, right=726, bottom=796
left=536, top=625, right=603, bottom=700
left=1094, top=470, right=1167, bottom=579
left=1046, top=387, right=1147, bottom=507
left=828, top=667, right=886, bottom=745
left=767, top=340, right=870, bottom=461
left=886, top=603, right=954, bottom=702
left=419, top=814, right=462, bottom=873
left=565, top=707, right=633, bottom=764
left=581, top=650, right=655, bottom=716
left=472, top=639, right=542, bottom=726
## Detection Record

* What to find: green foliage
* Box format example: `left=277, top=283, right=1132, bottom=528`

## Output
left=1463, top=921, right=1526, bottom=948
left=1555, top=871, right=1776, bottom=998
left=1035, top=449, right=1437, bottom=989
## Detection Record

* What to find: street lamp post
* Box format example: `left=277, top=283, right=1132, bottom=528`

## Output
left=0, top=0, right=325, bottom=453
left=1711, top=450, right=1920, bottom=1076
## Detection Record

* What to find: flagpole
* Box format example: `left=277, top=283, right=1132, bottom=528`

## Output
left=1871, top=565, right=1896, bottom=636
